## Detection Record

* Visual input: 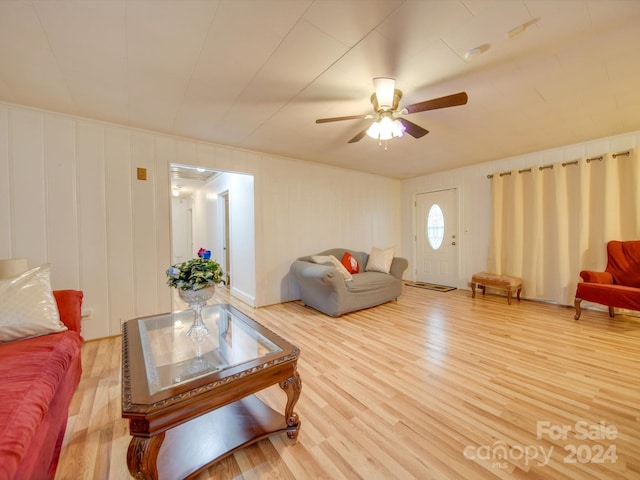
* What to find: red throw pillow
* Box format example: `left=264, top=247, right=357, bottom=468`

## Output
left=341, top=252, right=359, bottom=274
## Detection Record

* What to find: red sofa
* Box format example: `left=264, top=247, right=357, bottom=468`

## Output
left=574, top=240, right=640, bottom=320
left=0, top=290, right=83, bottom=480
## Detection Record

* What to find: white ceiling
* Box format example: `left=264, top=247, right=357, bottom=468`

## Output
left=1, top=0, right=639, bottom=179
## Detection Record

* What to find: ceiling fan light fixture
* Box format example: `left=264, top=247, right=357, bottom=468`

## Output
left=366, top=115, right=405, bottom=140
left=315, top=77, right=467, bottom=146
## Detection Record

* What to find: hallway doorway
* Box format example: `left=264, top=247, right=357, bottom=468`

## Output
left=169, top=164, right=256, bottom=308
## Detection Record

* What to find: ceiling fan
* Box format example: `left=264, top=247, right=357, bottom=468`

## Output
left=315, top=77, right=468, bottom=144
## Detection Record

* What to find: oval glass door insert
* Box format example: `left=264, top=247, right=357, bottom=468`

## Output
left=427, top=204, right=444, bottom=250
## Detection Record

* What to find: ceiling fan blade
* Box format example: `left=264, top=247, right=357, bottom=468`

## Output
left=316, top=114, right=371, bottom=124
left=402, top=92, right=468, bottom=115
left=348, top=127, right=369, bottom=143
left=398, top=118, right=429, bottom=138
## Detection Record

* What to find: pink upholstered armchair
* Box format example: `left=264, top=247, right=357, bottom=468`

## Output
left=574, top=240, right=640, bottom=320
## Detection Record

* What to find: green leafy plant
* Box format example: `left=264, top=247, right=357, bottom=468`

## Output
left=166, top=249, right=225, bottom=291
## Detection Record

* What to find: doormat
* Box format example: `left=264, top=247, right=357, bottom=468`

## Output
left=405, top=281, right=456, bottom=292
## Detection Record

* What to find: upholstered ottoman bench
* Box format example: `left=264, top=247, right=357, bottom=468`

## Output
left=470, top=272, right=522, bottom=305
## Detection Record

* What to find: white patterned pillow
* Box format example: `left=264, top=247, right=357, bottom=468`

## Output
left=0, top=264, right=66, bottom=343
left=310, top=255, right=353, bottom=281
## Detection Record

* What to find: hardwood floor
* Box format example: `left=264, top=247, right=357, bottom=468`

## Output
left=56, top=286, right=640, bottom=479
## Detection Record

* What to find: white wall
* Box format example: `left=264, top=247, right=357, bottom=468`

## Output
left=402, top=130, right=640, bottom=292
left=191, top=180, right=215, bottom=259
left=228, top=173, right=255, bottom=306
left=0, top=102, right=401, bottom=340
left=171, top=196, right=193, bottom=265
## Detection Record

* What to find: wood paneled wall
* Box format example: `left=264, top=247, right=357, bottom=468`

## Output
left=0, top=103, right=401, bottom=340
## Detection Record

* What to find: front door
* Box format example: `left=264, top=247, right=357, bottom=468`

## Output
left=415, top=189, right=458, bottom=287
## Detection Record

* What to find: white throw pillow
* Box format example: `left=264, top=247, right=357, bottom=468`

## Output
left=365, top=246, right=395, bottom=274
left=310, top=255, right=353, bottom=281
left=310, top=255, right=332, bottom=265
left=0, top=264, right=66, bottom=343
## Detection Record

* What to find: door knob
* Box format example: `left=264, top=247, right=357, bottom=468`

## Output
left=452, top=241, right=456, bottom=245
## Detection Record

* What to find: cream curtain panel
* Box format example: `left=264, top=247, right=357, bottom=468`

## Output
left=488, top=147, right=640, bottom=305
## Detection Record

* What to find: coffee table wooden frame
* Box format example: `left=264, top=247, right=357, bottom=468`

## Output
left=121, top=304, right=301, bottom=480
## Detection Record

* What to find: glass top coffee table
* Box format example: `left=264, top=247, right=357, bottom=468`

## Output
left=121, top=303, right=301, bottom=480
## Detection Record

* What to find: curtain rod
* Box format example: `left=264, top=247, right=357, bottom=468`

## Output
left=613, top=150, right=630, bottom=158
left=487, top=150, right=633, bottom=179
left=487, top=163, right=555, bottom=178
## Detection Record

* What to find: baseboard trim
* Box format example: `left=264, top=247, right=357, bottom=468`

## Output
left=231, top=286, right=256, bottom=307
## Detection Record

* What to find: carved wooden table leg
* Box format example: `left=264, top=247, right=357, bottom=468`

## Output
left=280, top=369, right=302, bottom=440
left=127, top=432, right=165, bottom=480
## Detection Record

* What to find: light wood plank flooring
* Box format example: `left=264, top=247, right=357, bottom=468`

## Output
left=56, top=286, right=640, bottom=479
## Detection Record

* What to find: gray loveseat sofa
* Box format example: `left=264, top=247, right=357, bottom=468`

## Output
left=290, top=248, right=408, bottom=317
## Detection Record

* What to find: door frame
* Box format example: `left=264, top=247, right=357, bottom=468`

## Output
left=412, top=187, right=461, bottom=288
left=218, top=190, right=231, bottom=286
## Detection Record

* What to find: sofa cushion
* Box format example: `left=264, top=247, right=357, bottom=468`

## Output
left=341, top=252, right=360, bottom=274
left=346, top=271, right=396, bottom=292
left=365, top=246, right=394, bottom=274
left=0, top=330, right=82, bottom=479
left=0, top=264, right=66, bottom=343
left=576, top=282, right=640, bottom=312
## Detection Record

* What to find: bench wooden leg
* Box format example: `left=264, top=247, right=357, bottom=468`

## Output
left=507, top=290, right=512, bottom=305
left=471, top=283, right=476, bottom=298
left=608, top=306, right=615, bottom=318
